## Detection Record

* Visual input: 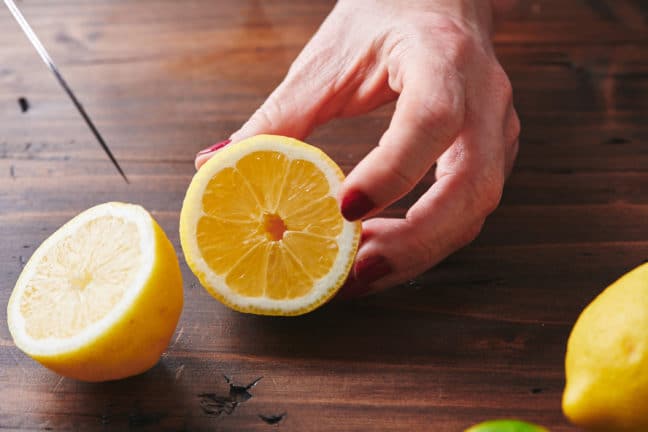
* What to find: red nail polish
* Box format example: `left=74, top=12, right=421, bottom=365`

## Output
left=197, top=139, right=232, bottom=156
left=335, top=256, right=391, bottom=300
left=335, top=278, right=372, bottom=301
left=341, top=189, right=375, bottom=221
left=354, top=255, right=391, bottom=284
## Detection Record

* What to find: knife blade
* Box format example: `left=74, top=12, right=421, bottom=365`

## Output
left=4, top=0, right=129, bottom=183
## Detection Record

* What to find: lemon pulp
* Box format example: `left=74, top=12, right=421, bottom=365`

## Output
left=21, top=217, right=142, bottom=339
left=196, top=151, right=342, bottom=300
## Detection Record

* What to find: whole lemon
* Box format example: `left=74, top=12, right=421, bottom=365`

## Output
left=563, top=262, right=648, bottom=431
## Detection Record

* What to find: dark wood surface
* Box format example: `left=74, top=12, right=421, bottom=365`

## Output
left=1, top=0, right=647, bottom=430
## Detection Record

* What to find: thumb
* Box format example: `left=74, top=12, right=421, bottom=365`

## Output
left=195, top=74, right=324, bottom=170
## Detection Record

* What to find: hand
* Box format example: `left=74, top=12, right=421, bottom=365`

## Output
left=196, top=0, right=520, bottom=297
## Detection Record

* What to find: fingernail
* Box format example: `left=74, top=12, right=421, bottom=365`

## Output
left=335, top=279, right=372, bottom=301
left=335, top=255, right=392, bottom=301
left=197, top=139, right=231, bottom=156
left=354, top=255, right=391, bottom=284
left=340, top=189, right=375, bottom=221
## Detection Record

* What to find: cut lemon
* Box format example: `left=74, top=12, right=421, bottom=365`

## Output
left=180, top=134, right=360, bottom=316
left=7, top=202, right=183, bottom=382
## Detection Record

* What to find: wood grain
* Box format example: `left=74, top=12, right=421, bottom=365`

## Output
left=1, top=0, right=647, bottom=430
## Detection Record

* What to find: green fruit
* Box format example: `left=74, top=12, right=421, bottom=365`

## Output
left=465, top=419, right=548, bottom=432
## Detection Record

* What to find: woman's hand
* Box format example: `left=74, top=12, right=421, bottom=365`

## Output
left=196, top=0, right=520, bottom=297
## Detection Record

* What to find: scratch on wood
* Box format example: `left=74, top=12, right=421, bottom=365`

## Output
left=172, top=326, right=184, bottom=348
left=52, top=376, right=65, bottom=393
left=10, top=164, right=15, bottom=179
left=198, top=376, right=263, bottom=418
left=259, top=412, right=286, bottom=425
left=603, top=137, right=630, bottom=145
left=100, top=412, right=111, bottom=425
left=175, top=364, right=185, bottom=381
left=18, top=97, right=29, bottom=113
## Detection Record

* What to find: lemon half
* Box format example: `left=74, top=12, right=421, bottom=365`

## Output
left=7, top=202, right=183, bottom=382
left=180, top=134, right=361, bottom=316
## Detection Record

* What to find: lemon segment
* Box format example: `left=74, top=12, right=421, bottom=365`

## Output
left=180, top=135, right=360, bottom=316
left=7, top=202, right=183, bottom=382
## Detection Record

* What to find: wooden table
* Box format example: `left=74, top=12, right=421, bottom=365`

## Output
left=1, top=1, right=646, bottom=430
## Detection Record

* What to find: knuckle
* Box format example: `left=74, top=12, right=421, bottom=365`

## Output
left=468, top=172, right=504, bottom=217
left=491, top=64, right=514, bottom=105
left=386, top=158, right=419, bottom=192
left=422, top=17, right=473, bottom=64
left=510, top=137, right=520, bottom=159
left=460, top=220, right=485, bottom=246
left=480, top=177, right=504, bottom=216
left=506, top=108, right=522, bottom=144
left=254, top=94, right=287, bottom=131
left=506, top=137, right=520, bottom=170
left=409, top=234, right=437, bottom=271
left=421, top=97, right=456, bottom=125
left=414, top=92, right=464, bottom=139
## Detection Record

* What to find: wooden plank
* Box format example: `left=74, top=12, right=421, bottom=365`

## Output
left=1, top=0, right=647, bottom=430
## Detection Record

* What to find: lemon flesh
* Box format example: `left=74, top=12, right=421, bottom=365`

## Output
left=7, top=202, right=183, bottom=382
left=20, top=216, right=142, bottom=340
left=563, top=262, right=648, bottom=431
left=180, top=135, right=360, bottom=316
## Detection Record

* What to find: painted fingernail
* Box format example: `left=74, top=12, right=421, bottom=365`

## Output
left=354, top=255, right=391, bottom=284
left=340, top=189, right=375, bottom=221
left=335, top=256, right=392, bottom=300
left=196, top=139, right=231, bottom=156
left=335, top=278, right=372, bottom=301
left=335, top=255, right=392, bottom=300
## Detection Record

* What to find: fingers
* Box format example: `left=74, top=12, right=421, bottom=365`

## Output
left=338, top=67, right=518, bottom=298
left=338, top=62, right=466, bottom=221
left=337, top=162, right=500, bottom=298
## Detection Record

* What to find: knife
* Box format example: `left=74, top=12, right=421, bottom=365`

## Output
left=4, top=0, right=129, bottom=183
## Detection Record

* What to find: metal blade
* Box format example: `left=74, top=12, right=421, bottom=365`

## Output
left=4, top=0, right=129, bottom=183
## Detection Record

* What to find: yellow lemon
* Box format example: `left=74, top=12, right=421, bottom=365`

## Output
left=7, top=202, right=183, bottom=382
left=563, top=262, right=648, bottom=431
left=465, top=420, right=548, bottom=432
left=180, top=134, right=360, bottom=316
